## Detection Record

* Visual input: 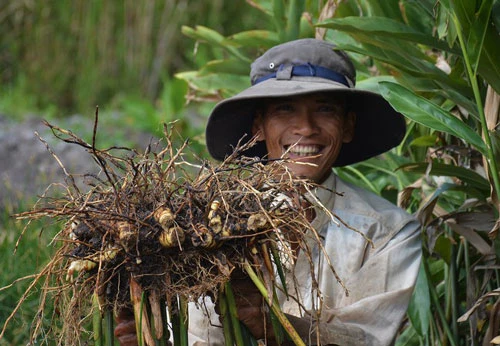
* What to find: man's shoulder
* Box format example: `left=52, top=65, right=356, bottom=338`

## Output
left=334, top=177, right=400, bottom=210
left=333, top=176, right=417, bottom=233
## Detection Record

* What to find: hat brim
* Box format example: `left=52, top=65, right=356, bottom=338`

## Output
left=205, top=77, right=405, bottom=167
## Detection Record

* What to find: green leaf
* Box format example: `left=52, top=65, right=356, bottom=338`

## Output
left=401, top=0, right=436, bottom=35
left=160, top=77, right=189, bottom=120
left=364, top=0, right=404, bottom=20
left=447, top=0, right=500, bottom=93
left=175, top=71, right=248, bottom=98
left=321, top=13, right=500, bottom=93
left=491, top=130, right=500, bottom=163
left=224, top=30, right=280, bottom=48
left=182, top=25, right=225, bottom=44
left=356, top=76, right=398, bottom=93
left=407, top=264, right=431, bottom=337
left=409, top=135, right=440, bottom=147
left=329, top=37, right=473, bottom=101
left=317, top=17, right=459, bottom=53
left=379, top=82, right=488, bottom=155
left=246, top=0, right=273, bottom=16
left=433, top=236, right=453, bottom=264
left=436, top=1, right=454, bottom=42
left=285, top=0, right=304, bottom=41
left=492, top=0, right=500, bottom=31
left=465, top=0, right=494, bottom=72
left=395, top=325, right=421, bottom=345
left=399, top=162, right=490, bottom=192
left=200, top=59, right=250, bottom=76
left=272, top=0, right=287, bottom=40
left=299, top=12, right=315, bottom=38
left=181, top=26, right=251, bottom=63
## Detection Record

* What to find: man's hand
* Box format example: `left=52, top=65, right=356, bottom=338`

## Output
left=230, top=271, right=290, bottom=345
left=114, top=308, right=138, bottom=346
left=231, top=276, right=267, bottom=339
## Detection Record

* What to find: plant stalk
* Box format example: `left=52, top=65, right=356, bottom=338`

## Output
left=449, top=242, right=459, bottom=343
left=105, top=308, right=115, bottom=346
left=463, top=239, right=476, bottom=346
left=218, top=289, right=235, bottom=346
left=243, top=260, right=305, bottom=346
left=452, top=13, right=500, bottom=210
left=158, top=299, right=169, bottom=346
left=179, top=296, right=189, bottom=346
left=424, top=260, right=457, bottom=346
left=130, top=277, right=155, bottom=346
left=92, top=293, right=103, bottom=346
left=169, top=300, right=181, bottom=346
left=224, top=281, right=246, bottom=346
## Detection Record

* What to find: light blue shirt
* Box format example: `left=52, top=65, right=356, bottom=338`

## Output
left=188, top=173, right=422, bottom=345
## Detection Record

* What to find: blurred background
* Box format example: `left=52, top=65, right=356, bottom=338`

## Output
left=1, top=0, right=499, bottom=345
left=0, top=0, right=265, bottom=112
left=0, top=1, right=268, bottom=343
left=0, top=0, right=269, bottom=214
left=0, top=0, right=267, bottom=135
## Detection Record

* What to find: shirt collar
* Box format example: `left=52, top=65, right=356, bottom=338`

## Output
left=305, top=172, right=339, bottom=229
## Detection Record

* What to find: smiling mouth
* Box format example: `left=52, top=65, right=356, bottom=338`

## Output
left=284, top=144, right=323, bottom=157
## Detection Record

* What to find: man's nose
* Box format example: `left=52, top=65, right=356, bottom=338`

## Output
left=292, top=110, right=319, bottom=136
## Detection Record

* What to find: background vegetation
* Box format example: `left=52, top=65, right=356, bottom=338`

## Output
left=1, top=0, right=499, bottom=345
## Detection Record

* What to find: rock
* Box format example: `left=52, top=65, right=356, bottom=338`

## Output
left=0, top=115, right=157, bottom=212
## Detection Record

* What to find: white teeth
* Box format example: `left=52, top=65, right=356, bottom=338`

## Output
left=287, top=145, right=321, bottom=156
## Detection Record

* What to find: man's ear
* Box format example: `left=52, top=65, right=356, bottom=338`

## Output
left=252, top=112, right=265, bottom=141
left=342, top=111, right=356, bottom=143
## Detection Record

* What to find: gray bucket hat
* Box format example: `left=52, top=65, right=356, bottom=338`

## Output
left=205, top=38, right=405, bottom=166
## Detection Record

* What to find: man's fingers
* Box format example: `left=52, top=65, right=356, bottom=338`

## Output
left=114, top=318, right=138, bottom=346
left=116, top=332, right=139, bottom=346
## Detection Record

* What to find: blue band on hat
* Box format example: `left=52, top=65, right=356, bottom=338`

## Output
left=254, top=63, right=350, bottom=87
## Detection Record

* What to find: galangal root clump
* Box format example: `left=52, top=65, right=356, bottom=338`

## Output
left=7, top=121, right=322, bottom=344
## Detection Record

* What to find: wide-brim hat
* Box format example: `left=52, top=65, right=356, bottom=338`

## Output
left=205, top=38, right=405, bottom=167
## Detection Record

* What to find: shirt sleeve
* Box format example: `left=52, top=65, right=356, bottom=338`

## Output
left=288, top=219, right=422, bottom=346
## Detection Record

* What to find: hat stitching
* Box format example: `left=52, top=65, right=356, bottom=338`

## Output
left=254, top=64, right=350, bottom=87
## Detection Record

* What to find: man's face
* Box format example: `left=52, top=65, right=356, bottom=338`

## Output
left=253, top=92, right=356, bottom=183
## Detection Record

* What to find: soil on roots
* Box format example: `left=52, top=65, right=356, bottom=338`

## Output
left=7, top=121, right=324, bottom=344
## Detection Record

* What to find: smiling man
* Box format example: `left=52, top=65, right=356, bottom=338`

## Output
left=203, top=38, right=422, bottom=346
left=116, top=39, right=422, bottom=346
left=252, top=93, right=355, bottom=183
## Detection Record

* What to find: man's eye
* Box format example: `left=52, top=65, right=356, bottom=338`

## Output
left=317, top=104, right=342, bottom=114
left=269, top=103, right=294, bottom=113
left=318, top=106, right=332, bottom=112
left=317, top=105, right=336, bottom=112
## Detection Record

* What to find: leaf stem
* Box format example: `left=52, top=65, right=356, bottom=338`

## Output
left=92, top=294, right=103, bottom=346
left=243, top=260, right=305, bottom=346
left=224, top=281, right=246, bottom=346
left=424, top=260, right=458, bottom=346
left=452, top=13, right=500, bottom=210
left=105, top=308, right=115, bottom=346
left=218, top=289, right=236, bottom=346
left=179, top=296, right=189, bottom=346
left=449, top=242, right=459, bottom=342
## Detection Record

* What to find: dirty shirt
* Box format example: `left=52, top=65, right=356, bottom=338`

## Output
left=187, top=173, right=422, bottom=346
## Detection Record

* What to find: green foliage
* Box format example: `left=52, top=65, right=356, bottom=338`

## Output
left=175, top=0, right=321, bottom=102
left=175, top=0, right=500, bottom=344
left=0, top=0, right=267, bottom=117
left=1, top=0, right=499, bottom=344
left=0, top=211, right=56, bottom=344
left=379, top=82, right=488, bottom=155
left=325, top=2, right=499, bottom=344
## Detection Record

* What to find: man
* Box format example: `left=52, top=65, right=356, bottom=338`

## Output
left=116, top=38, right=422, bottom=345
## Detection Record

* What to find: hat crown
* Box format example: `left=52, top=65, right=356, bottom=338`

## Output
left=250, top=39, right=356, bottom=86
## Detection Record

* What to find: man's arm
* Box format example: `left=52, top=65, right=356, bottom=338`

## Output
left=285, top=220, right=422, bottom=346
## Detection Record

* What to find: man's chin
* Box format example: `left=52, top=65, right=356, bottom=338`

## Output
left=283, top=166, right=317, bottom=181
